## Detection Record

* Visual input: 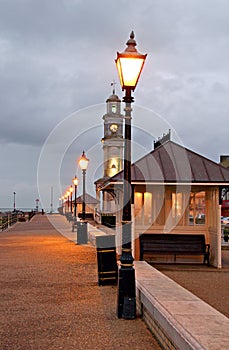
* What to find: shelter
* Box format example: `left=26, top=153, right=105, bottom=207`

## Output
left=74, top=193, right=99, bottom=219
left=96, top=137, right=229, bottom=267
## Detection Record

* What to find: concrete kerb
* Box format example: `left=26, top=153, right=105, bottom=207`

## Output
left=135, top=261, right=229, bottom=350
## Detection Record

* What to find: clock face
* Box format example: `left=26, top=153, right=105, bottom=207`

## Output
left=110, top=124, right=118, bottom=133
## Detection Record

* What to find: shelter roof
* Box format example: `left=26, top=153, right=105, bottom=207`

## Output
left=99, top=140, right=229, bottom=189
left=75, top=193, right=99, bottom=204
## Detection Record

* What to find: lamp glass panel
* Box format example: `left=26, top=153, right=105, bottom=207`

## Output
left=118, top=57, right=144, bottom=88
left=79, top=158, right=89, bottom=170
left=73, top=178, right=78, bottom=186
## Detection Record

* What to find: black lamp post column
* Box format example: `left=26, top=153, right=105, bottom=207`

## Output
left=13, top=192, right=16, bottom=212
left=82, top=169, right=86, bottom=221
left=72, top=176, right=79, bottom=223
left=70, top=187, right=73, bottom=214
left=68, top=194, right=70, bottom=212
left=74, top=184, right=77, bottom=218
left=117, top=88, right=135, bottom=319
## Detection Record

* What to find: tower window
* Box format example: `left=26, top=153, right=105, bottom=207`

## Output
left=112, top=104, right=117, bottom=113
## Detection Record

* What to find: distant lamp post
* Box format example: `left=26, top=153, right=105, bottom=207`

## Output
left=35, top=198, right=39, bottom=212
left=64, top=194, right=68, bottom=214
left=69, top=185, right=73, bottom=214
left=61, top=196, right=65, bottom=214
left=78, top=151, right=89, bottom=221
left=115, top=31, right=147, bottom=319
left=66, top=190, right=70, bottom=212
left=13, top=192, right=16, bottom=212
left=72, top=176, right=79, bottom=221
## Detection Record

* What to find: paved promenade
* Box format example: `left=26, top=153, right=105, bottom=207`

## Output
left=0, top=215, right=161, bottom=350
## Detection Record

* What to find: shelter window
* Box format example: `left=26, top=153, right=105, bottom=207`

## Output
left=134, top=192, right=143, bottom=223
left=171, top=192, right=186, bottom=226
left=189, top=191, right=206, bottom=225
left=144, top=192, right=152, bottom=225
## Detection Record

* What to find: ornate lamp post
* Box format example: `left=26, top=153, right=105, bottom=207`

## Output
left=77, top=151, right=89, bottom=245
left=78, top=151, right=89, bottom=221
left=64, top=194, right=67, bottom=214
left=13, top=192, right=16, bottom=212
left=61, top=196, right=65, bottom=215
left=36, top=198, right=39, bottom=212
left=72, top=176, right=79, bottom=221
left=69, top=185, right=73, bottom=214
left=115, top=31, right=147, bottom=319
left=66, top=190, right=70, bottom=212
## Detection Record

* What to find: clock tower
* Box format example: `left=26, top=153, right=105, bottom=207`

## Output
left=102, top=87, right=124, bottom=178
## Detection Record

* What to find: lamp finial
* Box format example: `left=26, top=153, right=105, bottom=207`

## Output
left=125, top=31, right=137, bottom=52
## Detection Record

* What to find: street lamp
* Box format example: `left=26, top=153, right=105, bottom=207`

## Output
left=77, top=151, right=89, bottom=245
left=61, top=196, right=65, bottom=214
left=72, top=176, right=79, bottom=221
left=64, top=194, right=68, bottom=214
left=66, top=190, right=70, bottom=212
left=78, top=151, right=89, bottom=221
left=69, top=185, right=73, bottom=214
left=13, top=192, right=16, bottom=212
left=115, top=31, right=147, bottom=319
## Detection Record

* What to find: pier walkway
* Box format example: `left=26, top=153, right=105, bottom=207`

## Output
left=1, top=214, right=229, bottom=349
left=0, top=214, right=161, bottom=350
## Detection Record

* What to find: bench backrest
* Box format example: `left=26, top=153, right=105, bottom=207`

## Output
left=140, top=234, right=206, bottom=257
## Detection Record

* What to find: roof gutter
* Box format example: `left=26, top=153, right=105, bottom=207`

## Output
left=99, top=181, right=229, bottom=191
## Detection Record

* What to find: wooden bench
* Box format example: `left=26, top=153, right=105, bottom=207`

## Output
left=139, top=234, right=210, bottom=265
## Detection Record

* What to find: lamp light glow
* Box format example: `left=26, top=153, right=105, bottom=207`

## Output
left=79, top=151, right=89, bottom=171
left=72, top=176, right=79, bottom=187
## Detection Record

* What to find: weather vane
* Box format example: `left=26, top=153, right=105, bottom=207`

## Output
left=111, top=80, right=116, bottom=94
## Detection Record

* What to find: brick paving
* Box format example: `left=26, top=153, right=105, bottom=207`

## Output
left=0, top=215, right=161, bottom=350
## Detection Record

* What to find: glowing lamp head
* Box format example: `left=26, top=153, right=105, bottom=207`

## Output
left=115, top=31, right=147, bottom=91
left=69, top=185, right=73, bottom=193
left=79, top=151, right=89, bottom=171
left=72, top=176, right=79, bottom=187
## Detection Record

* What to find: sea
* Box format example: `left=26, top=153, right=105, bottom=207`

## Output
left=0, top=208, right=57, bottom=214
left=0, top=208, right=36, bottom=213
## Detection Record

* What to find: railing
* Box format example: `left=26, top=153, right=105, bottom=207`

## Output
left=0, top=212, right=18, bottom=231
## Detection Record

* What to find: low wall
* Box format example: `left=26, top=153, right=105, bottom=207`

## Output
left=135, top=261, right=229, bottom=350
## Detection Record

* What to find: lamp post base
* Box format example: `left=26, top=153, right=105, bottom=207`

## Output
left=117, top=265, right=136, bottom=319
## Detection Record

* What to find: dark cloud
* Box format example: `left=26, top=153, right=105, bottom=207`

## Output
left=0, top=0, right=228, bottom=208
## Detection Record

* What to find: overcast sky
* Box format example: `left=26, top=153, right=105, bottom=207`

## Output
left=0, top=0, right=228, bottom=210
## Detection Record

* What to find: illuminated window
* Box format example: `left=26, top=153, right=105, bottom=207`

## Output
left=172, top=193, right=182, bottom=219
left=144, top=192, right=152, bottom=224
left=172, top=192, right=183, bottom=225
left=189, top=191, right=205, bottom=225
left=134, top=192, right=143, bottom=223
left=171, top=191, right=190, bottom=226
